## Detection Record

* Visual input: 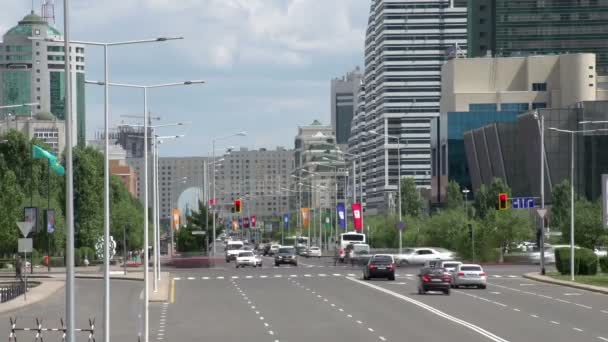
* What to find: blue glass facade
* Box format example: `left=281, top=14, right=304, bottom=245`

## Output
left=447, top=103, right=523, bottom=190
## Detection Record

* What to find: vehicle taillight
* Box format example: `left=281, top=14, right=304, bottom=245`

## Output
left=388, top=264, right=396, bottom=270
left=422, top=275, right=431, bottom=282
left=442, top=275, right=452, bottom=281
left=457, top=272, right=464, bottom=277
left=369, top=265, right=377, bottom=270
left=480, top=272, right=486, bottom=277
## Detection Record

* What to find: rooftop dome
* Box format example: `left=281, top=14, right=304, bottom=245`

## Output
left=5, top=11, right=62, bottom=38
left=19, top=12, right=46, bottom=25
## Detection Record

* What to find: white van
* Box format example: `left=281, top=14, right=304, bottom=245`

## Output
left=225, top=240, right=244, bottom=262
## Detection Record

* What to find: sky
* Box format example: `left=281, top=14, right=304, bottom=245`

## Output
left=0, top=0, right=369, bottom=157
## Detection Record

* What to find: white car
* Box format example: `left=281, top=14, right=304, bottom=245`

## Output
left=254, top=253, right=263, bottom=267
left=396, top=248, right=456, bottom=265
left=269, top=244, right=281, bottom=256
left=225, top=240, right=245, bottom=262
left=595, top=247, right=607, bottom=257
left=236, top=251, right=258, bottom=268
left=307, top=246, right=322, bottom=258
left=452, top=264, right=487, bottom=289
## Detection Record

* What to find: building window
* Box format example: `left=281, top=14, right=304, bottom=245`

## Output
left=532, top=83, right=547, bottom=91
left=532, top=103, right=547, bottom=109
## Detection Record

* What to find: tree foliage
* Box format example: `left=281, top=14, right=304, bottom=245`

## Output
left=446, top=180, right=464, bottom=210
left=400, top=177, right=423, bottom=218
left=551, top=179, right=570, bottom=232
left=474, top=178, right=510, bottom=220
left=176, top=201, right=219, bottom=253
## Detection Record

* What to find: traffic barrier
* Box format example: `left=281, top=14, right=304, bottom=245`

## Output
left=8, top=317, right=95, bottom=342
left=0, top=282, right=25, bottom=303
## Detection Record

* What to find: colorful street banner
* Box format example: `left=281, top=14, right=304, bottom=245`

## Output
left=337, top=203, right=346, bottom=230
left=352, top=203, right=363, bottom=231
left=243, top=216, right=250, bottom=229
left=250, top=215, right=257, bottom=228
left=283, top=214, right=290, bottom=229
left=33, top=145, right=64, bottom=176
left=46, top=209, right=55, bottom=234
left=24, top=207, right=38, bottom=233
left=324, top=209, right=332, bottom=230
left=232, top=219, right=239, bottom=231
left=172, top=208, right=181, bottom=230
left=301, top=208, right=310, bottom=227
left=208, top=198, right=217, bottom=206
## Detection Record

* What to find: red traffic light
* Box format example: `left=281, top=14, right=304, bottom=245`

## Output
left=498, top=193, right=508, bottom=210
left=234, top=199, right=242, bottom=213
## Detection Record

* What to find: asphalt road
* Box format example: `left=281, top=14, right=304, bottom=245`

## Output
left=168, top=256, right=608, bottom=342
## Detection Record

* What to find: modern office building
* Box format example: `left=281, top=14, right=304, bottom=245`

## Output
left=293, top=120, right=347, bottom=218
left=432, top=53, right=608, bottom=202
left=464, top=101, right=608, bottom=201
left=0, top=12, right=86, bottom=146
left=468, top=0, right=608, bottom=75
left=351, top=0, right=467, bottom=214
left=331, top=67, right=362, bottom=148
left=215, top=147, right=294, bottom=222
left=0, top=111, right=65, bottom=153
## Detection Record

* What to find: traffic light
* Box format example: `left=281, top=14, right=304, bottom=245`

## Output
left=498, top=193, right=508, bottom=210
left=234, top=199, right=242, bottom=213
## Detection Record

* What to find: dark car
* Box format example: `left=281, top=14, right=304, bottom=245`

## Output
left=262, top=244, right=271, bottom=256
left=363, top=254, right=396, bottom=280
left=350, top=249, right=372, bottom=266
left=274, top=246, right=298, bottom=266
left=418, top=267, right=451, bottom=295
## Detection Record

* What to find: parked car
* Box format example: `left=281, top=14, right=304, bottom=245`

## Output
left=235, top=251, right=258, bottom=268
left=275, top=246, right=298, bottom=266
left=363, top=254, right=396, bottom=281
left=418, top=267, right=451, bottom=295
left=307, top=246, right=322, bottom=258
left=452, top=264, right=487, bottom=289
left=396, top=248, right=456, bottom=265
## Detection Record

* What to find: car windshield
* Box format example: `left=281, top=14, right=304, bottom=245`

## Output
left=460, top=266, right=482, bottom=271
left=310, top=247, right=319, bottom=251
left=371, top=256, right=392, bottom=264
left=227, top=245, right=243, bottom=250
left=443, top=263, right=460, bottom=269
left=238, top=252, right=253, bottom=257
left=279, top=248, right=295, bottom=254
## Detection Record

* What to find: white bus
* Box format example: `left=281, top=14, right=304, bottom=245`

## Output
left=340, top=232, right=366, bottom=249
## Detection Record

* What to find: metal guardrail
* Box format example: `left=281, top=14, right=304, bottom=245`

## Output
left=0, top=281, right=25, bottom=303
left=9, top=317, right=96, bottom=342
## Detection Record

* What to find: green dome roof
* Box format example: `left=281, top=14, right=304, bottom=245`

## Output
left=19, top=12, right=46, bottom=25
left=5, top=12, right=62, bottom=38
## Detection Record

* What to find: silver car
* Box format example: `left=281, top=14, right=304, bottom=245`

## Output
left=452, top=264, right=487, bottom=289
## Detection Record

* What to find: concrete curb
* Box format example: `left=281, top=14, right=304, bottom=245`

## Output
left=0, top=280, right=64, bottom=314
left=523, top=272, right=608, bottom=295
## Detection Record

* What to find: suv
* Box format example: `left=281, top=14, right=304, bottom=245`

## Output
left=225, top=241, right=244, bottom=262
left=363, top=254, right=396, bottom=280
left=274, top=246, right=298, bottom=266
left=418, top=267, right=451, bottom=295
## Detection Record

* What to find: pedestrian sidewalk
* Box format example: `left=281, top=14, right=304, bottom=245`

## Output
left=0, top=280, right=64, bottom=314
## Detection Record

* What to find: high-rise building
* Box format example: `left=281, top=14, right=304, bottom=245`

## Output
left=351, top=0, right=467, bottom=214
left=0, top=112, right=65, bottom=153
left=0, top=12, right=86, bottom=146
left=331, top=67, right=362, bottom=148
left=215, top=147, right=294, bottom=221
left=468, top=0, right=608, bottom=75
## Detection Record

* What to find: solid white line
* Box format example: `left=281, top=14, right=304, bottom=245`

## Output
left=346, top=278, right=510, bottom=342
left=598, top=337, right=608, bottom=342
left=602, top=310, right=608, bottom=314
left=573, top=328, right=583, bottom=332
left=550, top=321, right=560, bottom=325
left=575, top=303, right=592, bottom=309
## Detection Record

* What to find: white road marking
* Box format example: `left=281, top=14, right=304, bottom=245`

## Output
left=202, top=277, right=209, bottom=280
left=173, top=277, right=181, bottom=280
left=319, top=274, right=327, bottom=277
left=264, top=323, right=269, bottom=327
left=305, top=274, right=312, bottom=277
left=324, top=298, right=328, bottom=302
left=290, top=275, right=298, bottom=277
left=333, top=273, right=341, bottom=276
left=255, top=311, right=260, bottom=314
left=598, top=337, right=608, bottom=342
left=550, top=321, right=560, bottom=325
left=217, top=276, right=224, bottom=279
left=575, top=303, right=592, bottom=309
left=251, top=306, right=255, bottom=309
left=347, top=314, right=353, bottom=318
left=339, top=308, right=344, bottom=312
left=347, top=277, right=510, bottom=342
left=260, top=317, right=264, bottom=320
left=520, top=284, right=535, bottom=286
left=348, top=273, right=356, bottom=277
left=513, top=309, right=520, bottom=312
left=564, top=293, right=581, bottom=296
left=490, top=292, right=501, bottom=295
left=356, top=320, right=363, bottom=324
left=539, top=295, right=553, bottom=299
left=379, top=337, right=386, bottom=341
left=573, top=328, right=583, bottom=332
left=268, top=330, right=274, bottom=335
left=602, top=310, right=608, bottom=314
left=493, top=275, right=502, bottom=278
left=368, top=327, right=374, bottom=332
left=555, top=299, right=571, bottom=304
left=508, top=275, right=518, bottom=278
left=260, top=275, right=267, bottom=278
left=274, top=275, right=282, bottom=278
left=231, top=276, right=239, bottom=279
left=187, top=277, right=195, bottom=280
left=530, top=314, right=539, bottom=318
left=331, top=303, right=336, bottom=307
left=246, top=276, right=253, bottom=279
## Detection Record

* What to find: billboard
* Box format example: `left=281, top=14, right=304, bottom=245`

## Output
left=24, top=207, right=38, bottom=234
left=46, top=209, right=56, bottom=234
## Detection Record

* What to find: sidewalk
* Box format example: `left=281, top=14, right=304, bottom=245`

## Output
left=524, top=272, right=608, bottom=295
left=0, top=280, right=64, bottom=314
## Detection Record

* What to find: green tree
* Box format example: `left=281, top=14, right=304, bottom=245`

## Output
left=110, top=176, right=144, bottom=252
left=400, top=177, right=423, bottom=218
left=473, top=178, right=511, bottom=220
left=0, top=171, right=25, bottom=253
left=551, top=179, right=570, bottom=231
left=446, top=180, right=464, bottom=210
left=482, top=210, right=533, bottom=262
left=561, top=198, right=606, bottom=249
left=73, top=146, right=104, bottom=249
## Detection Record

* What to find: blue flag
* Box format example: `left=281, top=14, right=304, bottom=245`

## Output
left=337, top=203, right=346, bottom=230
left=283, top=214, right=289, bottom=229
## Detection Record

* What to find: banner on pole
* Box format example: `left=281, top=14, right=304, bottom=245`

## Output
left=301, top=208, right=310, bottom=227
left=172, top=208, right=181, bottom=230
left=337, top=203, right=346, bottom=230
left=324, top=209, right=332, bottom=230
left=46, top=209, right=55, bottom=234
left=352, top=203, right=363, bottom=231
left=24, top=207, right=38, bottom=234
left=208, top=198, right=217, bottom=206
left=243, top=216, right=250, bottom=229
left=232, top=219, right=239, bottom=231
left=251, top=215, right=257, bottom=228
left=283, top=214, right=290, bottom=229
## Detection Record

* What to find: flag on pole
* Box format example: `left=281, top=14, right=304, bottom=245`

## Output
left=324, top=209, right=332, bottom=230
left=283, top=214, right=290, bottom=229
left=352, top=203, right=363, bottom=231
left=301, top=208, right=310, bottom=227
left=243, top=216, right=250, bottom=228
left=337, top=203, right=346, bottom=230
left=250, top=215, right=257, bottom=228
left=33, top=145, right=65, bottom=176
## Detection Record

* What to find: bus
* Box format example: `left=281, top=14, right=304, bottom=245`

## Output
left=284, top=236, right=309, bottom=248
left=340, top=232, right=366, bottom=250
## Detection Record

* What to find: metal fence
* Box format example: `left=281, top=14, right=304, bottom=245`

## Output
left=0, top=282, right=25, bottom=303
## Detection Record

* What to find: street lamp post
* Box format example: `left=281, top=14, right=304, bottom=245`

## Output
left=462, top=189, right=471, bottom=260
left=212, top=132, right=247, bottom=256
left=533, top=111, right=546, bottom=275
left=89, top=80, right=204, bottom=342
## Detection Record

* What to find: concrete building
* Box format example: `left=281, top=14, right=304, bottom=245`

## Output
left=110, top=159, right=137, bottom=196
left=331, top=67, right=362, bottom=148
left=293, top=120, right=347, bottom=223
left=0, top=12, right=86, bottom=146
left=432, top=53, right=608, bottom=201
left=215, top=147, right=294, bottom=221
left=351, top=0, right=468, bottom=214
left=0, top=112, right=65, bottom=153
left=468, top=0, right=608, bottom=75
left=464, top=101, right=608, bottom=201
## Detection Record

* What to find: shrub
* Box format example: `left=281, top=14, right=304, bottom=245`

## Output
left=49, top=257, right=65, bottom=267
left=600, top=256, right=608, bottom=273
left=555, top=247, right=598, bottom=275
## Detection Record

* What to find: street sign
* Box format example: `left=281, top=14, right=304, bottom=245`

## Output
left=396, top=221, right=406, bottom=231
left=191, top=231, right=206, bottom=235
left=536, top=209, right=547, bottom=218
left=16, top=221, right=34, bottom=237
left=511, top=197, right=535, bottom=209
left=18, top=238, right=33, bottom=253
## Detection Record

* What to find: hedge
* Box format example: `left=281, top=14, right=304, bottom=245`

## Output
left=600, top=256, right=608, bottom=274
left=555, top=247, right=598, bottom=275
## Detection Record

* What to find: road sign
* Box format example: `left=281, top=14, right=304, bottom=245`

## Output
left=511, top=197, right=535, bottom=209
left=16, top=221, right=34, bottom=237
left=396, top=221, right=406, bottom=231
left=18, top=238, right=33, bottom=253
left=191, top=231, right=206, bottom=235
left=536, top=208, right=547, bottom=218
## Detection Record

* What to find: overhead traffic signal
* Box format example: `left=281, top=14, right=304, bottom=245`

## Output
left=234, top=199, right=242, bottom=213
left=498, top=193, right=508, bottom=210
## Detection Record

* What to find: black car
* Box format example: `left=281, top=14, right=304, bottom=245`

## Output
left=274, top=246, right=298, bottom=266
left=262, top=244, right=271, bottom=256
left=418, top=267, right=451, bottom=295
left=363, top=254, right=396, bottom=280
